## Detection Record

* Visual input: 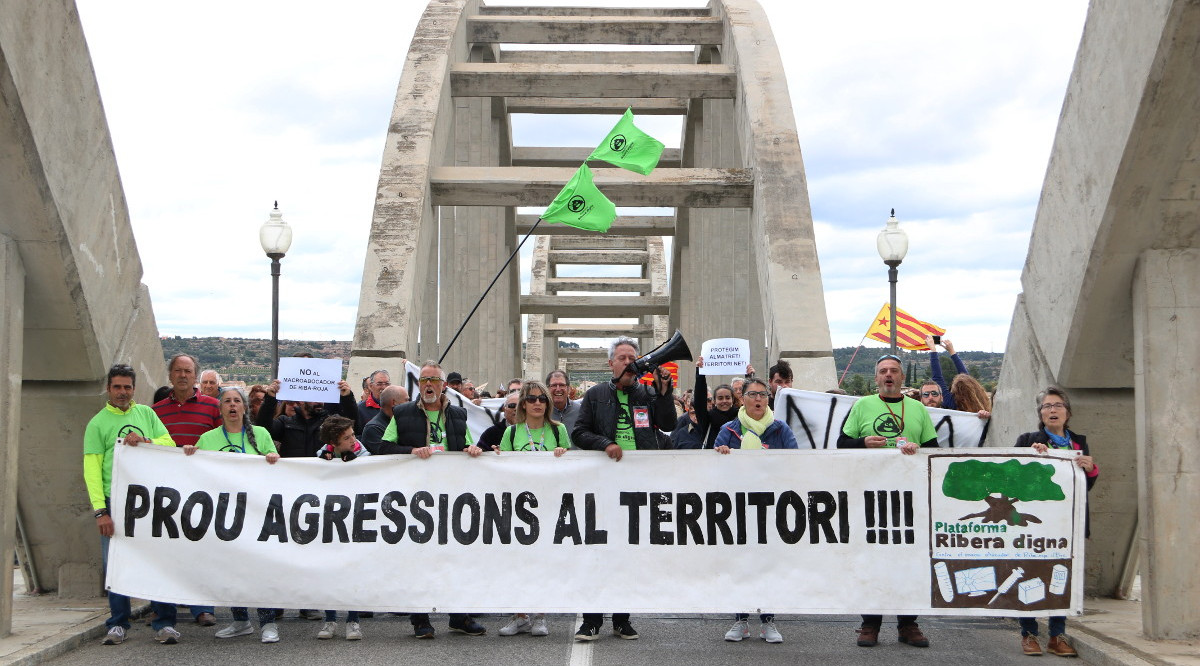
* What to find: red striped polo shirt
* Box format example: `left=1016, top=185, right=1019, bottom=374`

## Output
left=152, top=390, right=220, bottom=447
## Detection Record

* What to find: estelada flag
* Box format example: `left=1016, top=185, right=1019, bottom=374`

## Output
left=639, top=361, right=679, bottom=386
left=864, top=304, right=946, bottom=351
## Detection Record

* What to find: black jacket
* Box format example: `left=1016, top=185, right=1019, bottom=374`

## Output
left=693, top=371, right=738, bottom=448
left=1015, top=430, right=1096, bottom=537
left=572, top=380, right=675, bottom=452
left=255, top=392, right=358, bottom=458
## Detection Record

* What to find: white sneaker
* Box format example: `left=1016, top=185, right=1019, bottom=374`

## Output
left=317, top=621, right=336, bottom=639
left=530, top=614, right=549, bottom=637
left=215, top=620, right=254, bottom=639
left=102, top=626, right=126, bottom=645
left=725, top=619, right=750, bottom=642
left=760, top=620, right=783, bottom=643
left=261, top=622, right=280, bottom=643
left=345, top=621, right=363, bottom=640
left=155, top=626, right=181, bottom=644
left=499, top=614, right=532, bottom=636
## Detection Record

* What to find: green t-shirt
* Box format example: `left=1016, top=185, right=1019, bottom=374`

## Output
left=499, top=422, right=571, bottom=451
left=82, top=402, right=175, bottom=509
left=841, top=394, right=937, bottom=446
left=614, top=390, right=637, bottom=451
left=381, top=407, right=475, bottom=449
left=195, top=425, right=278, bottom=456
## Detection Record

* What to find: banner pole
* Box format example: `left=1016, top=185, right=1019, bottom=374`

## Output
left=439, top=217, right=544, bottom=364
left=838, top=339, right=867, bottom=387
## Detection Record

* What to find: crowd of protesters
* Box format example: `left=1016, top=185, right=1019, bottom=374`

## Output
left=83, top=335, right=1092, bottom=657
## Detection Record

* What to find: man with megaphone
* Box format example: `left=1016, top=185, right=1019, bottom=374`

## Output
left=571, top=334, right=684, bottom=642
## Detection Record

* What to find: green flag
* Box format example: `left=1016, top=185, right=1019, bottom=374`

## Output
left=541, top=164, right=616, bottom=232
left=587, top=108, right=665, bottom=175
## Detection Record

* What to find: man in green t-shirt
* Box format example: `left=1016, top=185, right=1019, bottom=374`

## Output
left=837, top=354, right=936, bottom=650
left=82, top=363, right=179, bottom=646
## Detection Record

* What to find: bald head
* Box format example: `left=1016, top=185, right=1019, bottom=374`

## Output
left=379, top=385, right=409, bottom=417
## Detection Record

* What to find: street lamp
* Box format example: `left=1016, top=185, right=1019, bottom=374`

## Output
left=876, top=208, right=909, bottom=356
left=259, top=201, right=293, bottom=379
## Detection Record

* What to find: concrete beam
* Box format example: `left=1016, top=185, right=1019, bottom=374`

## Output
left=430, top=166, right=752, bottom=207
left=517, top=214, right=674, bottom=236
left=477, top=7, right=710, bottom=17
left=511, top=146, right=681, bottom=168
left=558, top=347, right=609, bottom=360
left=451, top=63, right=735, bottom=99
left=546, top=277, right=651, bottom=293
left=551, top=237, right=647, bottom=251
left=500, top=50, right=696, bottom=65
left=467, top=16, right=724, bottom=46
left=548, top=250, right=648, bottom=265
left=543, top=323, right=654, bottom=338
left=0, top=235, right=23, bottom=636
left=520, top=295, right=669, bottom=317
left=505, top=97, right=688, bottom=114
left=1134, top=248, right=1200, bottom=639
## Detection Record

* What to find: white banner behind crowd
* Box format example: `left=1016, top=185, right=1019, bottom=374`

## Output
left=775, top=388, right=990, bottom=449
left=108, top=445, right=1084, bottom=616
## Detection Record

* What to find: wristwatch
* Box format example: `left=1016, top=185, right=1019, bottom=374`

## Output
left=94, top=508, right=110, bottom=518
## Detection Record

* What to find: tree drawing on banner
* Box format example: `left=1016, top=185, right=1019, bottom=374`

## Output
left=942, top=459, right=1065, bottom=526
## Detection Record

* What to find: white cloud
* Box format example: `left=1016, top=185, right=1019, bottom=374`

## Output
left=76, top=0, right=1088, bottom=356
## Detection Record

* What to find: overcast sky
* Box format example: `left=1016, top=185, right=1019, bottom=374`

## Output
left=76, top=0, right=1089, bottom=353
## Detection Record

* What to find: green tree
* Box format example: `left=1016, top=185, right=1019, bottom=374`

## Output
left=942, top=459, right=1064, bottom=526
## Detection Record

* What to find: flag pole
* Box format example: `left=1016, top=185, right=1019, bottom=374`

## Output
left=838, top=338, right=868, bottom=387
left=438, top=217, right=543, bottom=364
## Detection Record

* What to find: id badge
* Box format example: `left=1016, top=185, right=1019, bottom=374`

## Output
left=633, top=407, right=650, bottom=428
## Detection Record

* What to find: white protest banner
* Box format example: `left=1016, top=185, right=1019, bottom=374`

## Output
left=107, top=444, right=1083, bottom=616
left=277, top=357, right=342, bottom=402
left=776, top=388, right=989, bottom=449
left=698, top=338, right=750, bottom=375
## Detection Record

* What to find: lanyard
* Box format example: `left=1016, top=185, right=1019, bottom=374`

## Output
left=882, top=398, right=905, bottom=434
left=523, top=423, right=548, bottom=451
left=222, top=427, right=247, bottom=453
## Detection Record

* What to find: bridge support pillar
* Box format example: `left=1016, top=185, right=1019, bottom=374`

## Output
left=1134, top=248, right=1200, bottom=639
left=0, top=235, right=24, bottom=636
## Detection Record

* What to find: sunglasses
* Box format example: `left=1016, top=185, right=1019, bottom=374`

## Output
left=921, top=390, right=940, bottom=397
left=417, top=377, right=444, bottom=384
left=524, top=394, right=549, bottom=404
left=505, top=403, right=517, bottom=409
left=877, top=354, right=902, bottom=364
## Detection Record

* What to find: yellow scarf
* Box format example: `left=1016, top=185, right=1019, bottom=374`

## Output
left=736, top=405, right=774, bottom=449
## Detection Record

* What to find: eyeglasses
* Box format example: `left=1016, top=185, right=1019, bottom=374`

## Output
left=743, top=391, right=769, bottom=399
left=505, top=403, right=518, bottom=409
left=524, top=394, right=549, bottom=404
left=1039, top=402, right=1067, bottom=411
left=548, top=383, right=569, bottom=389
left=921, top=390, right=940, bottom=397
left=417, top=377, right=444, bottom=384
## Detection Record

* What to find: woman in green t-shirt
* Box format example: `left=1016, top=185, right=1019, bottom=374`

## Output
left=496, top=380, right=568, bottom=637
left=182, top=386, right=282, bottom=643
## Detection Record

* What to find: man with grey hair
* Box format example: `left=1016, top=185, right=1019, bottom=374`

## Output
left=199, top=369, right=222, bottom=398
left=357, top=369, right=391, bottom=433
left=571, top=336, right=676, bottom=642
left=546, top=369, right=579, bottom=434
left=377, top=360, right=486, bottom=639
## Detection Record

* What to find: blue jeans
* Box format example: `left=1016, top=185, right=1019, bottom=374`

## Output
left=231, top=607, right=280, bottom=626
left=101, top=534, right=177, bottom=631
left=735, top=613, right=774, bottom=623
left=1020, top=616, right=1066, bottom=637
left=324, top=610, right=360, bottom=622
left=189, top=605, right=215, bottom=619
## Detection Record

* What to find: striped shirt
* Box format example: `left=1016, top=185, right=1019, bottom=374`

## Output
left=152, top=390, right=220, bottom=447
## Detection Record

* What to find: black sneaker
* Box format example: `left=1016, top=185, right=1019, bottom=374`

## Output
left=448, top=618, right=486, bottom=636
left=613, top=621, right=639, bottom=640
left=574, top=622, right=601, bottom=641
left=414, top=623, right=435, bottom=639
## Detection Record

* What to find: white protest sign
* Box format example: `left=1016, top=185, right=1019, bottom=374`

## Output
left=699, top=338, right=750, bottom=375
left=775, top=388, right=989, bottom=449
left=107, top=444, right=1083, bottom=616
left=277, top=357, right=342, bottom=402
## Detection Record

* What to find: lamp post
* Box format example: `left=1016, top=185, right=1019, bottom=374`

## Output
left=876, top=208, right=909, bottom=356
left=259, top=201, right=293, bottom=379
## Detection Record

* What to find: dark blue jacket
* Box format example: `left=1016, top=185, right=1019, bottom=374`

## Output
left=713, top=418, right=799, bottom=449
